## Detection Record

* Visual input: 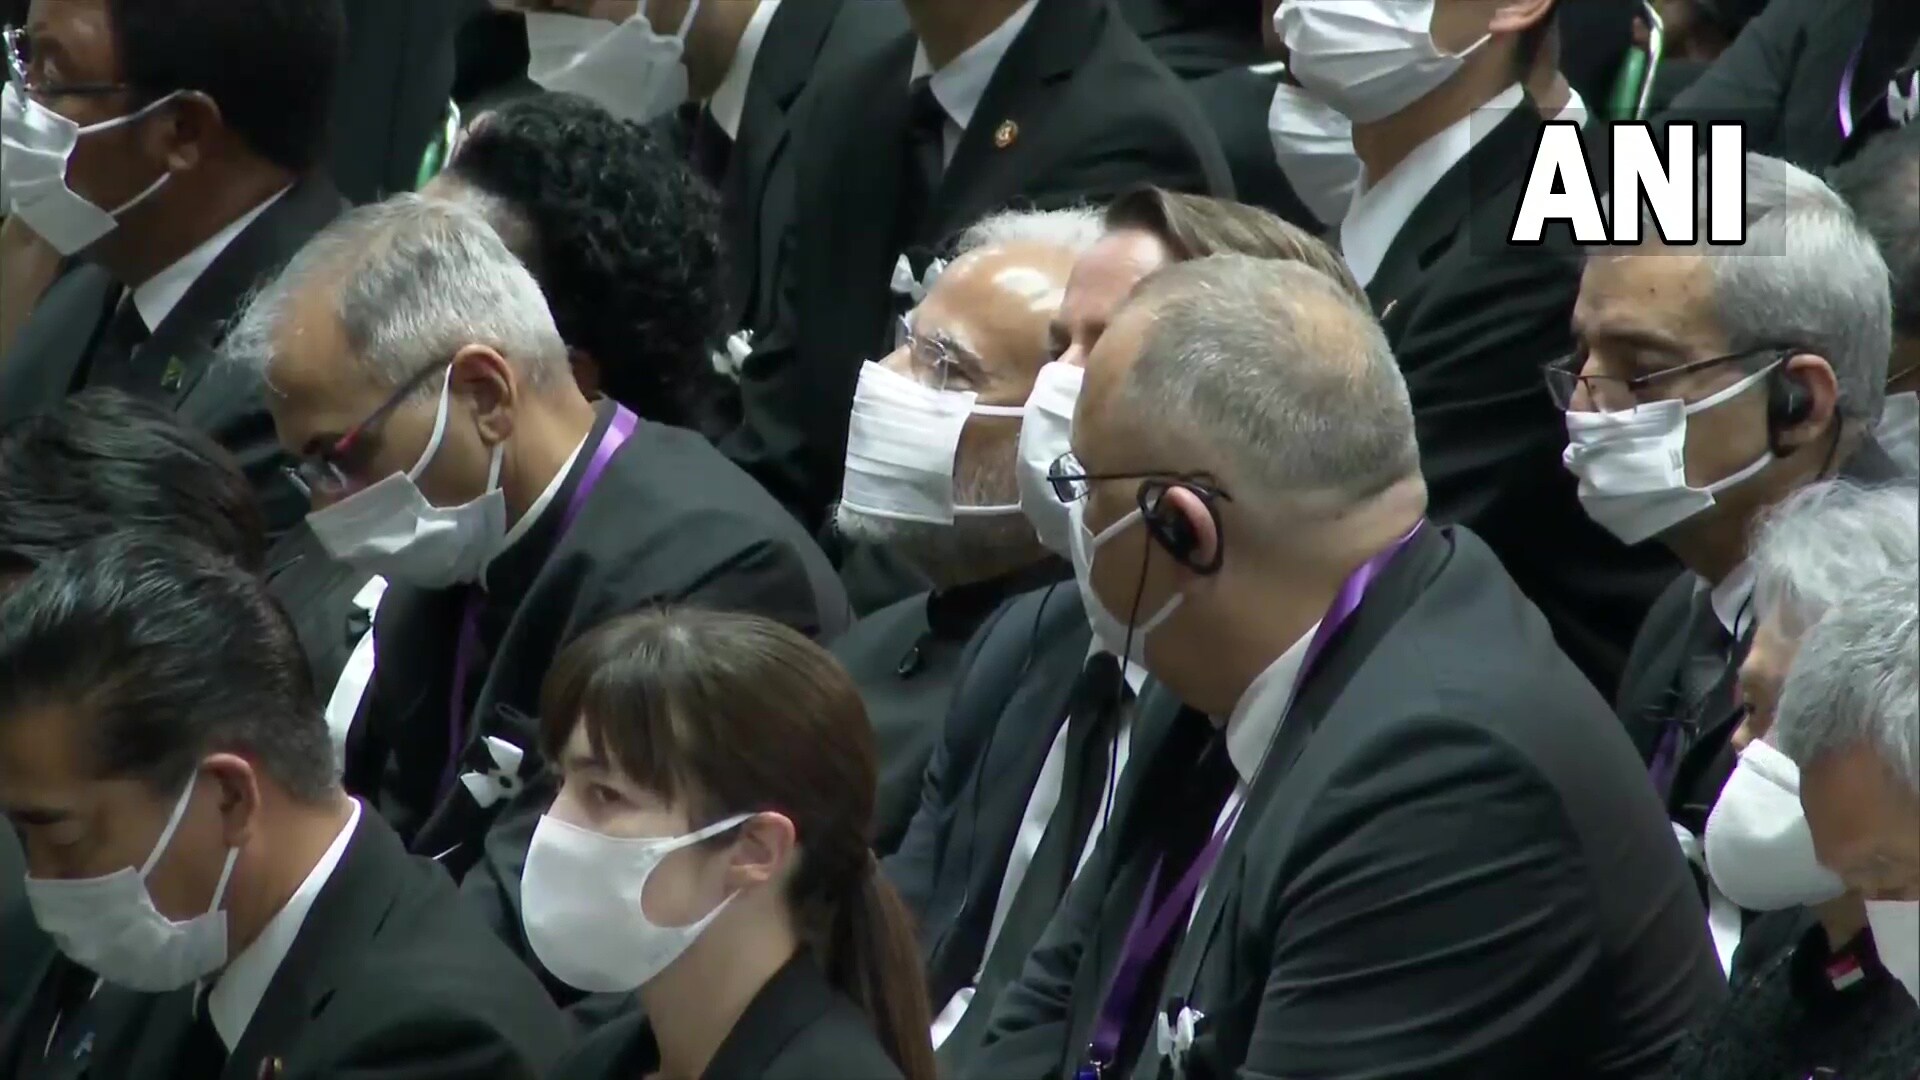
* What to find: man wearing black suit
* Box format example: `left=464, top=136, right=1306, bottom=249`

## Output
left=972, top=256, right=1722, bottom=1080
left=1277, top=0, right=1677, bottom=697
left=0, top=0, right=349, bottom=540
left=0, top=537, right=572, bottom=1080
left=1561, top=150, right=1909, bottom=975
left=327, top=0, right=479, bottom=202
left=724, top=0, right=1235, bottom=532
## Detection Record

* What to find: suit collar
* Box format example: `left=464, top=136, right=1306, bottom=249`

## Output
left=924, top=556, right=1069, bottom=641
left=482, top=399, right=618, bottom=604
left=131, top=186, right=290, bottom=334
left=909, top=0, right=1039, bottom=134
left=702, top=952, right=844, bottom=1078
left=753, top=0, right=851, bottom=111
left=709, top=0, right=784, bottom=139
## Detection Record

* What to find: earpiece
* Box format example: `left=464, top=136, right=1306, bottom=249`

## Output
left=1138, top=479, right=1227, bottom=575
left=1765, top=366, right=1815, bottom=455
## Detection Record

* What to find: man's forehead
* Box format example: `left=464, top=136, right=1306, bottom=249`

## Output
left=0, top=703, right=91, bottom=795
left=26, top=0, right=116, bottom=62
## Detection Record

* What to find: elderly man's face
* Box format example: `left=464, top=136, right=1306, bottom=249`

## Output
left=1802, top=743, right=1920, bottom=901
left=1049, top=230, right=1170, bottom=369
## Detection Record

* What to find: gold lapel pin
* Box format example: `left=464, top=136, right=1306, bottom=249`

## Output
left=257, top=1056, right=285, bottom=1080
left=994, top=120, right=1018, bottom=149
left=160, top=357, right=185, bottom=393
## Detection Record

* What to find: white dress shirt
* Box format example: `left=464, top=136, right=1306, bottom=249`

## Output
left=707, top=0, right=782, bottom=141
left=1674, top=560, right=1754, bottom=975
left=1703, top=561, right=1756, bottom=641
left=207, top=800, right=363, bottom=1049
left=480, top=432, right=588, bottom=592
left=323, top=576, right=390, bottom=776
left=908, top=0, right=1039, bottom=165
left=1340, top=83, right=1527, bottom=288
left=131, top=186, right=290, bottom=333
left=1558, top=87, right=1589, bottom=127
left=930, top=645, right=1146, bottom=1045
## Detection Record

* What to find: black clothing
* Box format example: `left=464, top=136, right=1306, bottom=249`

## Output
left=330, top=0, right=478, bottom=201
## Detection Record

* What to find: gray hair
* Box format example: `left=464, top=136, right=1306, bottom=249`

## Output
left=1643, top=152, right=1891, bottom=424
left=223, top=193, right=568, bottom=396
left=953, top=206, right=1104, bottom=258
left=1773, top=576, right=1919, bottom=794
left=1751, top=481, right=1920, bottom=638
left=1828, top=123, right=1920, bottom=340
left=1120, top=255, right=1420, bottom=514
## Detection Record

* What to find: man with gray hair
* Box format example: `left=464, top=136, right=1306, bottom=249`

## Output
left=975, top=255, right=1721, bottom=1079
left=221, top=193, right=848, bottom=993
left=1561, top=149, right=1913, bottom=973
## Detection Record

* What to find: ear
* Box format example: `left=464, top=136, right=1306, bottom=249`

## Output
left=725, top=811, right=796, bottom=891
left=1490, top=0, right=1557, bottom=36
left=1157, top=484, right=1220, bottom=573
left=142, top=92, right=222, bottom=174
left=449, top=345, right=519, bottom=446
left=1779, top=352, right=1840, bottom=453
left=201, top=753, right=263, bottom=851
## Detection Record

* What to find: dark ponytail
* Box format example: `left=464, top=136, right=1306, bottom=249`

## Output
left=826, top=855, right=938, bottom=1080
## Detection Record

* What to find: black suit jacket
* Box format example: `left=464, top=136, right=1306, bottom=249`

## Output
left=0, top=176, right=346, bottom=539
left=972, top=526, right=1725, bottom=1080
left=1114, top=0, right=1261, bottom=79
left=549, top=952, right=902, bottom=1080
left=1182, top=64, right=1317, bottom=226
left=1365, top=99, right=1679, bottom=698
left=721, top=0, right=1235, bottom=530
left=329, top=0, right=477, bottom=201
left=73, top=809, right=571, bottom=1080
left=343, top=404, right=851, bottom=988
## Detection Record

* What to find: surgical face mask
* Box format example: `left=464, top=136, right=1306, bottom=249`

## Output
left=1562, top=363, right=1779, bottom=547
left=1268, top=80, right=1362, bottom=228
left=1278, top=0, right=1489, bottom=125
left=1703, top=740, right=1847, bottom=911
left=840, top=360, right=1025, bottom=526
left=1017, top=361, right=1082, bottom=557
left=24, top=779, right=240, bottom=991
left=525, top=0, right=701, bottom=124
left=1, top=84, right=179, bottom=256
left=521, top=812, right=751, bottom=993
left=306, top=372, right=508, bottom=588
left=1069, top=500, right=1183, bottom=668
left=1877, top=390, right=1917, bottom=474
left=1868, top=900, right=1920, bottom=1005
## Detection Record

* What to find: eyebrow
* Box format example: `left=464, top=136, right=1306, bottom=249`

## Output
left=559, top=748, right=609, bottom=775
left=1585, top=325, right=1692, bottom=360
left=8, top=805, right=72, bottom=827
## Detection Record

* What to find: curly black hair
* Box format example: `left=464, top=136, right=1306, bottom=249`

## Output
left=442, top=92, right=733, bottom=435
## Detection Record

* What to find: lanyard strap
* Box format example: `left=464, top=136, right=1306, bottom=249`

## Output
left=437, top=406, right=640, bottom=799
left=1082, top=524, right=1425, bottom=1071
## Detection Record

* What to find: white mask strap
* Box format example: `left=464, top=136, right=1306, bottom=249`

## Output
left=660, top=0, right=702, bottom=40
left=1091, top=507, right=1145, bottom=550
left=72, top=89, right=184, bottom=138
left=140, top=777, right=202, bottom=878
left=207, top=845, right=241, bottom=916
left=406, top=370, right=457, bottom=482
left=1683, top=360, right=1781, bottom=417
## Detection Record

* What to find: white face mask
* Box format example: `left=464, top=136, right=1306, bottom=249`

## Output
left=306, top=372, right=508, bottom=588
left=839, top=360, right=1025, bottom=526
left=521, top=811, right=751, bottom=993
left=1703, top=740, right=1847, bottom=911
left=1868, top=900, right=1920, bottom=1005
left=1267, top=80, right=1362, bottom=228
left=1562, top=363, right=1779, bottom=547
left=525, top=0, right=701, bottom=124
left=24, top=779, right=240, bottom=991
left=1876, top=390, right=1918, bottom=474
left=1277, top=0, right=1489, bottom=125
left=0, top=84, right=178, bottom=256
left=1069, top=500, right=1183, bottom=668
left=1017, top=361, right=1083, bottom=557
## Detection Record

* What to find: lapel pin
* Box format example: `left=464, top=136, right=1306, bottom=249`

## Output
left=160, top=356, right=185, bottom=393
left=994, top=120, right=1018, bottom=149
left=257, top=1056, right=285, bottom=1079
left=1380, top=298, right=1399, bottom=320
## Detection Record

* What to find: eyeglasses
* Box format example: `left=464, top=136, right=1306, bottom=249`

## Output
left=1045, top=451, right=1231, bottom=507
left=892, top=315, right=981, bottom=388
left=2, top=27, right=131, bottom=99
left=1544, top=345, right=1796, bottom=413
left=283, top=358, right=453, bottom=499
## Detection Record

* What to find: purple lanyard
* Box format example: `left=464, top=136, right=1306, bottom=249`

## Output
left=436, top=406, right=640, bottom=799
left=1081, top=524, right=1425, bottom=1075
left=1839, top=34, right=1867, bottom=139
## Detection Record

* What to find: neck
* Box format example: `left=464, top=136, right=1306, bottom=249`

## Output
left=639, top=914, right=798, bottom=1080
left=1816, top=894, right=1869, bottom=950
left=102, top=164, right=294, bottom=287
left=224, top=793, right=355, bottom=961
left=500, top=391, right=600, bottom=528
left=1350, top=61, right=1518, bottom=189
left=685, top=0, right=761, bottom=100
left=1665, top=447, right=1835, bottom=586
left=1529, top=67, right=1570, bottom=117
left=905, top=0, right=1026, bottom=70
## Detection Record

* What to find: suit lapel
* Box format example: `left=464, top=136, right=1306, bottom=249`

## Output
left=83, top=986, right=195, bottom=1080
left=0, top=944, right=57, bottom=1070
left=0, top=264, right=117, bottom=424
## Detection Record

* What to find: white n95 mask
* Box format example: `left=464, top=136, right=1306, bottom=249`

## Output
left=1562, top=363, right=1779, bottom=546
left=521, top=812, right=751, bottom=993
left=1278, top=0, right=1489, bottom=125
left=1, top=84, right=178, bottom=256
left=1703, top=739, right=1847, bottom=911
left=1069, top=500, right=1183, bottom=669
left=840, top=361, right=1025, bottom=525
left=1268, top=80, right=1362, bottom=228
left=306, top=371, right=508, bottom=588
left=525, top=0, right=701, bottom=124
left=1868, top=900, right=1920, bottom=1006
left=1017, top=361, right=1083, bottom=557
left=24, top=779, right=240, bottom=991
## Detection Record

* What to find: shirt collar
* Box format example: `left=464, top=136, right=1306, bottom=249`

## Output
left=207, top=799, right=361, bottom=1050
left=1699, top=561, right=1756, bottom=640
left=131, top=186, right=291, bottom=333
left=1340, top=83, right=1526, bottom=288
left=1558, top=87, right=1588, bottom=127
left=907, top=0, right=1038, bottom=133
left=1221, top=620, right=1322, bottom=784
left=707, top=0, right=782, bottom=140
left=482, top=430, right=589, bottom=591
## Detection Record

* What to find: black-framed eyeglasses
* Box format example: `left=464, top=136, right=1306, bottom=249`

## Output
left=1544, top=345, right=1796, bottom=412
left=2, top=27, right=130, bottom=99
left=1045, top=451, right=1231, bottom=507
left=283, top=358, right=453, bottom=499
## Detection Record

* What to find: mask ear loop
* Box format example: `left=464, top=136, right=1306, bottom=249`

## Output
left=139, top=777, right=204, bottom=878
left=405, top=370, right=457, bottom=483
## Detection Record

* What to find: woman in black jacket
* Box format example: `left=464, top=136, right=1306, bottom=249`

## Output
left=524, top=608, right=937, bottom=1080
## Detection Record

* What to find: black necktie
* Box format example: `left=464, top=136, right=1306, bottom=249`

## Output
left=176, top=1002, right=227, bottom=1079
left=897, top=76, right=946, bottom=262
left=940, top=654, right=1130, bottom=1061
left=84, top=293, right=155, bottom=396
